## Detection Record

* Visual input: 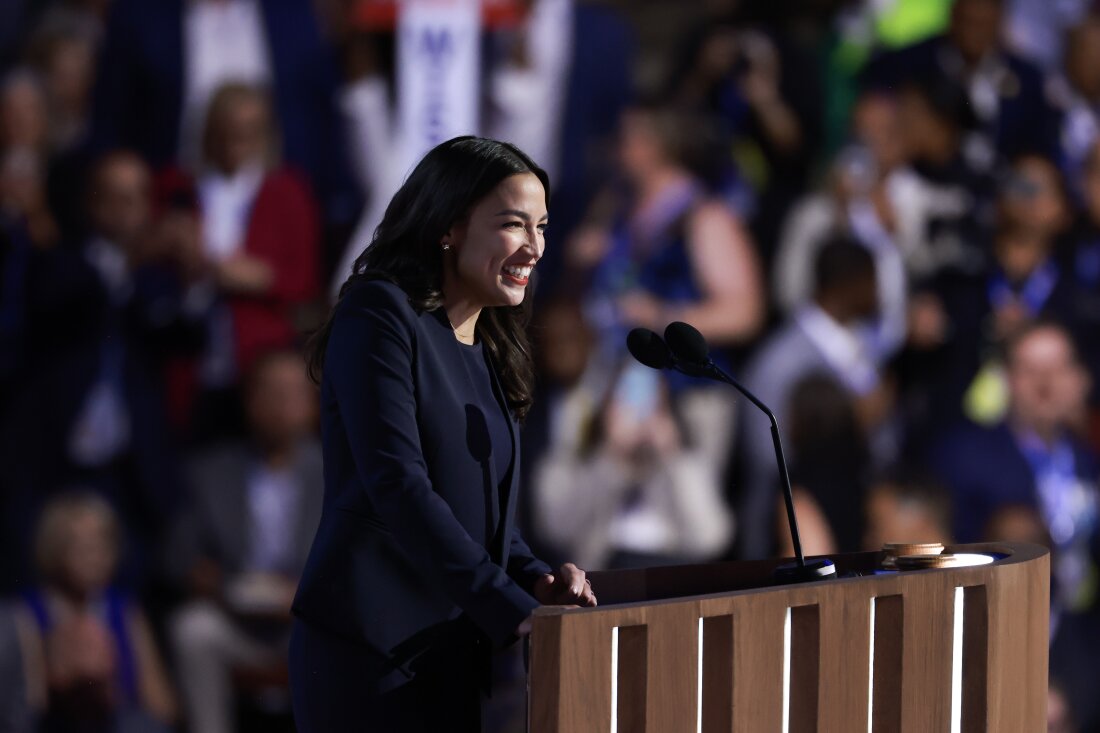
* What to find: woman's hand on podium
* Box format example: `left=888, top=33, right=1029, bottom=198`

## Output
left=534, top=563, right=597, bottom=608
left=514, top=563, right=598, bottom=637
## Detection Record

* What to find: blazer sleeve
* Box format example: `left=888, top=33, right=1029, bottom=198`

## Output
left=326, top=283, right=539, bottom=645
left=506, top=526, right=552, bottom=594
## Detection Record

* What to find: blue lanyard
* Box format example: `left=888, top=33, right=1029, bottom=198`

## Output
left=1017, top=432, right=1095, bottom=547
left=987, top=259, right=1059, bottom=316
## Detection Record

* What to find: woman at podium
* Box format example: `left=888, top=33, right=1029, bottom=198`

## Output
left=289, top=137, right=597, bottom=732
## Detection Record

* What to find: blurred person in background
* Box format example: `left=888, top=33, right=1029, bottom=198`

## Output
left=571, top=102, right=764, bottom=363
left=862, top=470, right=953, bottom=551
left=665, top=0, right=823, bottom=263
left=89, top=0, right=360, bottom=256
left=25, top=11, right=98, bottom=156
left=1065, top=139, right=1100, bottom=417
left=819, top=0, right=954, bottom=156
left=892, top=75, right=996, bottom=417
left=0, top=68, right=49, bottom=156
left=563, top=102, right=760, bottom=566
left=774, top=90, right=914, bottom=361
left=1, top=0, right=110, bottom=66
left=908, top=153, right=1078, bottom=435
left=1049, top=14, right=1100, bottom=198
left=0, top=69, right=59, bottom=249
left=520, top=296, right=600, bottom=569
left=892, top=75, right=993, bottom=278
left=864, top=0, right=1059, bottom=172
left=23, top=6, right=103, bottom=242
left=1003, top=0, right=1091, bottom=71
left=775, top=373, right=872, bottom=558
left=531, top=355, right=735, bottom=570
left=933, top=320, right=1097, bottom=614
left=12, top=492, right=176, bottom=733
left=159, top=82, right=320, bottom=441
left=0, top=150, right=206, bottom=591
left=168, top=349, right=321, bottom=733
left=0, top=142, right=58, bottom=250
left=738, top=237, right=892, bottom=559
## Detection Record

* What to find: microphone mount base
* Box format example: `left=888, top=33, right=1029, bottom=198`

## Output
left=772, top=557, right=837, bottom=585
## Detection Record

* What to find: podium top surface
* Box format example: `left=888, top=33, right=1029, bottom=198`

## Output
left=534, top=542, right=1048, bottom=611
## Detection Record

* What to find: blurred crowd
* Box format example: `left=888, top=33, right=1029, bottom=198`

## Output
left=0, top=0, right=1099, bottom=731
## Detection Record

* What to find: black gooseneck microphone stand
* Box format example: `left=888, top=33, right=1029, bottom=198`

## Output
left=627, top=324, right=836, bottom=584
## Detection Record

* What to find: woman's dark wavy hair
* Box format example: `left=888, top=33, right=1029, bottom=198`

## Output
left=307, top=136, right=549, bottom=421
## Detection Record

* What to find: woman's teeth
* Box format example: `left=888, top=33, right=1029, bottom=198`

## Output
left=502, top=265, right=532, bottom=280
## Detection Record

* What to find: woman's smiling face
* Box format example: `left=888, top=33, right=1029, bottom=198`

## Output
left=444, top=172, right=548, bottom=308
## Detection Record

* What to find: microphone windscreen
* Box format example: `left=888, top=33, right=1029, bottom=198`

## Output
left=664, top=321, right=710, bottom=365
left=626, top=328, right=672, bottom=370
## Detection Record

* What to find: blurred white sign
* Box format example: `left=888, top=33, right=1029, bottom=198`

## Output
left=396, top=0, right=481, bottom=173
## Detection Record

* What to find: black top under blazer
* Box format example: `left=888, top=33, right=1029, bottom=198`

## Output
left=292, top=279, right=550, bottom=673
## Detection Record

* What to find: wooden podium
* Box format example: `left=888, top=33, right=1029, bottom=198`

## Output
left=527, top=543, right=1048, bottom=732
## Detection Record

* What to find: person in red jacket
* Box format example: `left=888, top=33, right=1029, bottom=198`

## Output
left=156, top=82, right=320, bottom=439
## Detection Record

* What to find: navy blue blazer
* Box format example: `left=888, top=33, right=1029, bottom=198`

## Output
left=292, top=280, right=551, bottom=669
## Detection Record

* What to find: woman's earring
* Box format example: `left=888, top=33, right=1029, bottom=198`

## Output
left=441, top=242, right=452, bottom=252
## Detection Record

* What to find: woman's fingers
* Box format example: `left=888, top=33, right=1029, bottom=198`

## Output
left=557, top=562, right=584, bottom=594
left=581, top=578, right=598, bottom=607
left=551, top=563, right=597, bottom=606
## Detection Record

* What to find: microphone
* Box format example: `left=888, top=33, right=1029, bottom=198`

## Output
left=625, top=327, right=673, bottom=370
left=627, top=324, right=836, bottom=584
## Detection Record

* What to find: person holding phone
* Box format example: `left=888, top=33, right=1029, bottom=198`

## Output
left=531, top=359, right=735, bottom=571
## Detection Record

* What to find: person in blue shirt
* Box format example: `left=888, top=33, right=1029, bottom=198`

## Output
left=15, top=492, right=177, bottom=732
left=933, top=319, right=1098, bottom=611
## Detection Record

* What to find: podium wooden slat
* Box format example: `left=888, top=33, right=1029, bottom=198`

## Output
left=818, top=595, right=871, bottom=732
left=530, top=613, right=614, bottom=733
left=985, top=549, right=1049, bottom=732
left=899, top=579, right=954, bottom=732
left=731, top=597, right=786, bottom=732
left=641, top=603, right=699, bottom=732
